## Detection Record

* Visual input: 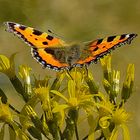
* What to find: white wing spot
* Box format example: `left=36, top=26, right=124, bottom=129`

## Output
left=15, top=24, right=20, bottom=27
left=126, top=34, right=130, bottom=38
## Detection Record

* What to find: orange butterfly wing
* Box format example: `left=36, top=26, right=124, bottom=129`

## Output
left=5, top=22, right=66, bottom=48
left=5, top=22, right=69, bottom=70
left=75, top=34, right=137, bottom=66
left=31, top=48, right=69, bottom=70
left=5, top=22, right=137, bottom=71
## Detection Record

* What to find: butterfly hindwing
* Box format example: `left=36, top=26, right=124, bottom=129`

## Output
left=31, top=47, right=69, bottom=71
left=5, top=22, right=70, bottom=70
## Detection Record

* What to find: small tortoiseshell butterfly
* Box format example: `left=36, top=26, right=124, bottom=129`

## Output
left=4, top=22, right=137, bottom=71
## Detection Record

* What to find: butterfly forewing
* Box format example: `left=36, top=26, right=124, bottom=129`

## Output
left=75, top=34, right=137, bottom=66
left=5, top=22, right=66, bottom=49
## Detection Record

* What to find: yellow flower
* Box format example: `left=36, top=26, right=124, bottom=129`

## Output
left=112, top=108, right=130, bottom=125
left=100, top=55, right=112, bottom=74
left=121, top=64, right=135, bottom=102
left=0, top=99, right=13, bottom=123
left=109, top=108, right=131, bottom=140
left=34, top=86, right=53, bottom=120
left=19, top=65, right=32, bottom=85
left=34, top=76, right=49, bottom=88
left=68, top=97, right=78, bottom=107
left=0, top=54, right=16, bottom=78
left=99, top=116, right=111, bottom=129
left=19, top=65, right=32, bottom=95
left=34, top=87, right=49, bottom=102
left=97, top=95, right=114, bottom=117
left=112, top=70, right=120, bottom=96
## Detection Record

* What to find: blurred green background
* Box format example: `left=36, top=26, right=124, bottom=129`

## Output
left=0, top=0, right=139, bottom=139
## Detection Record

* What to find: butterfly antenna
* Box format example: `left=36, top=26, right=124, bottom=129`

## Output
left=48, top=29, right=53, bottom=34
left=48, top=29, right=66, bottom=41
left=48, top=29, right=62, bottom=38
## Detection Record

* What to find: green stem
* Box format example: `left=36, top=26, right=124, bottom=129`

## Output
left=82, top=135, right=88, bottom=140
left=10, top=76, right=29, bottom=102
left=46, top=113, right=61, bottom=140
left=62, top=109, right=78, bottom=140
left=74, top=122, right=79, bottom=140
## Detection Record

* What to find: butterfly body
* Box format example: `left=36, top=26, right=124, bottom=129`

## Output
left=31, top=43, right=89, bottom=70
left=4, top=22, right=137, bottom=71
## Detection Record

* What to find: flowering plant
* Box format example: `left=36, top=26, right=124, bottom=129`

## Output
left=0, top=54, right=134, bottom=140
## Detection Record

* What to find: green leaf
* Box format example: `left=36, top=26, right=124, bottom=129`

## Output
left=0, top=125, right=5, bottom=140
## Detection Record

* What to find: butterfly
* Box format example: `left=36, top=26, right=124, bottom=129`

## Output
left=4, top=22, right=137, bottom=71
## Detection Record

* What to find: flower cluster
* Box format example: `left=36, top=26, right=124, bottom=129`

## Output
left=0, top=54, right=135, bottom=140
